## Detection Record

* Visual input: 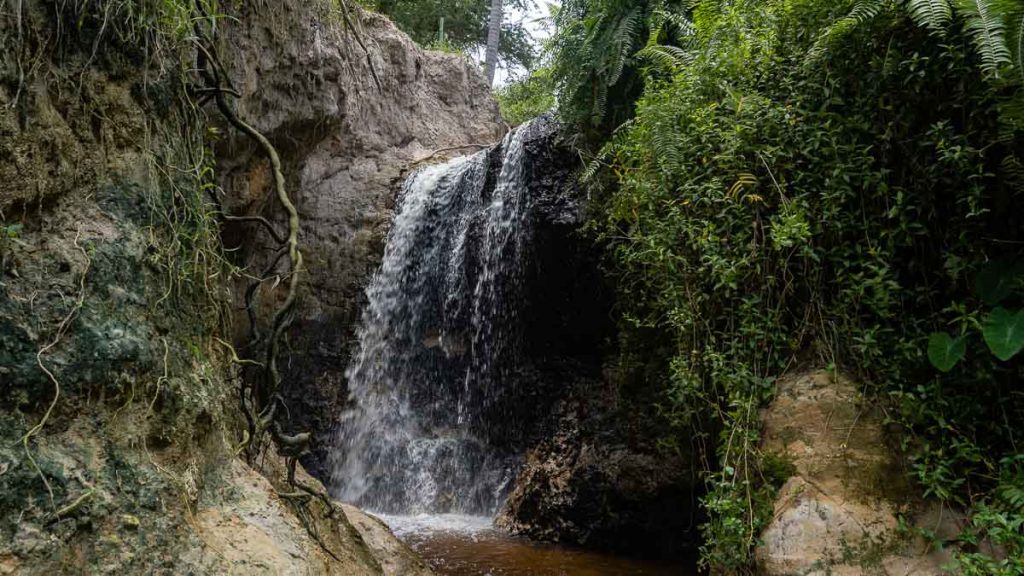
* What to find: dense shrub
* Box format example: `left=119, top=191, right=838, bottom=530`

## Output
left=568, top=0, right=1024, bottom=569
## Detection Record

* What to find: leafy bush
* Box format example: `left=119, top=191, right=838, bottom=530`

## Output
left=568, top=0, right=1024, bottom=569
left=496, top=67, right=556, bottom=125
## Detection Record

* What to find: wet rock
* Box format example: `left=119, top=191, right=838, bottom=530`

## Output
left=342, top=504, right=434, bottom=576
left=193, top=459, right=428, bottom=575
left=496, top=374, right=697, bottom=557
left=483, top=117, right=695, bottom=557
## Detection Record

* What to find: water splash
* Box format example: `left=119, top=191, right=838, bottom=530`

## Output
left=329, top=122, right=536, bottom=516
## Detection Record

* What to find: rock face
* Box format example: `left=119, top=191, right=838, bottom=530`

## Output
left=491, top=116, right=697, bottom=557
left=193, top=460, right=433, bottom=576
left=213, top=1, right=504, bottom=477
left=495, top=375, right=697, bottom=556
left=0, top=0, right=482, bottom=573
left=757, top=370, right=955, bottom=575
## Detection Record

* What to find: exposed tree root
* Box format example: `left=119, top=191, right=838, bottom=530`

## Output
left=190, top=3, right=346, bottom=560
left=46, top=488, right=94, bottom=525
left=21, top=229, right=90, bottom=512
left=220, top=214, right=286, bottom=245
left=336, top=0, right=383, bottom=92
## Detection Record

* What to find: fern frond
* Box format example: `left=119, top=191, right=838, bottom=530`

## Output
left=608, top=8, right=643, bottom=85
left=955, top=0, right=1012, bottom=76
left=906, top=0, right=954, bottom=31
left=591, top=81, right=609, bottom=126
left=581, top=141, right=619, bottom=185
left=637, top=44, right=694, bottom=72
left=658, top=8, right=696, bottom=39
left=1017, top=11, right=1024, bottom=77
left=849, top=0, right=889, bottom=22
left=997, top=481, right=1024, bottom=512
left=806, top=0, right=887, bottom=65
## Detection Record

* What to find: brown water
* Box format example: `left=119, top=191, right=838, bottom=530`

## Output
left=381, top=515, right=695, bottom=576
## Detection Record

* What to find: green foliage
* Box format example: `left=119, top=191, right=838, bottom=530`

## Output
left=359, top=0, right=537, bottom=70
left=550, top=0, right=692, bottom=141
left=922, top=455, right=1024, bottom=573
left=813, top=0, right=1023, bottom=79
left=977, top=259, right=1022, bottom=305
left=982, top=306, right=1024, bottom=360
left=2, top=224, right=22, bottom=239
left=559, top=0, right=1024, bottom=569
left=927, top=332, right=967, bottom=372
left=926, top=261, right=1024, bottom=370
left=495, top=67, right=556, bottom=124
left=53, top=0, right=210, bottom=52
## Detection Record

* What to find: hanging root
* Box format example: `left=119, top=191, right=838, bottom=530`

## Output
left=336, top=0, right=383, bottom=92
left=191, top=3, right=342, bottom=559
left=22, top=229, right=91, bottom=512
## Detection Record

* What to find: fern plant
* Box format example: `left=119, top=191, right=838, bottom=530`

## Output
left=551, top=0, right=690, bottom=142
left=636, top=7, right=696, bottom=73
left=956, top=0, right=1013, bottom=75
left=812, top=0, right=1020, bottom=77
left=907, top=0, right=954, bottom=30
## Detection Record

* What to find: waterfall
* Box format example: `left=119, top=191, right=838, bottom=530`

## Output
left=328, top=121, right=536, bottom=516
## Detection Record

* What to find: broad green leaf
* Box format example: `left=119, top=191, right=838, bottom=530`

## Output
left=927, top=332, right=966, bottom=372
left=982, top=307, right=1024, bottom=361
left=976, top=260, right=1019, bottom=305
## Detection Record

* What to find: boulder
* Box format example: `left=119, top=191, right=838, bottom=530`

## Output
left=193, top=460, right=433, bottom=575
left=756, top=370, right=956, bottom=575
left=496, top=373, right=697, bottom=557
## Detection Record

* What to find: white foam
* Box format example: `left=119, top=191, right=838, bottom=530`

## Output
left=374, top=513, right=496, bottom=538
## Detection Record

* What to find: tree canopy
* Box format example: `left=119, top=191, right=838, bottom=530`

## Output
left=362, top=0, right=538, bottom=73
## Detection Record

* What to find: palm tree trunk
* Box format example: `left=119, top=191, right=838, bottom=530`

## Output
left=484, top=0, right=502, bottom=86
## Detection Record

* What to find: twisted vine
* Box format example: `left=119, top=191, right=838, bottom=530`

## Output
left=191, top=2, right=339, bottom=557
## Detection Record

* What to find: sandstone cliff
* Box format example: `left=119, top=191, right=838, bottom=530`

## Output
left=0, top=0, right=497, bottom=572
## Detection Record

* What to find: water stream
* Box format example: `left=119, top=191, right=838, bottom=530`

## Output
left=329, top=122, right=533, bottom=516
left=383, top=515, right=691, bottom=576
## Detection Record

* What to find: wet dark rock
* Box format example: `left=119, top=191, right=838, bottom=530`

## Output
left=489, top=115, right=698, bottom=558
left=496, top=385, right=698, bottom=556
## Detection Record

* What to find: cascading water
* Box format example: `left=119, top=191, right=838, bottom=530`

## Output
left=328, top=121, right=536, bottom=517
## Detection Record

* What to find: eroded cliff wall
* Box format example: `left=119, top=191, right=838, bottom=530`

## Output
left=0, top=0, right=497, bottom=572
